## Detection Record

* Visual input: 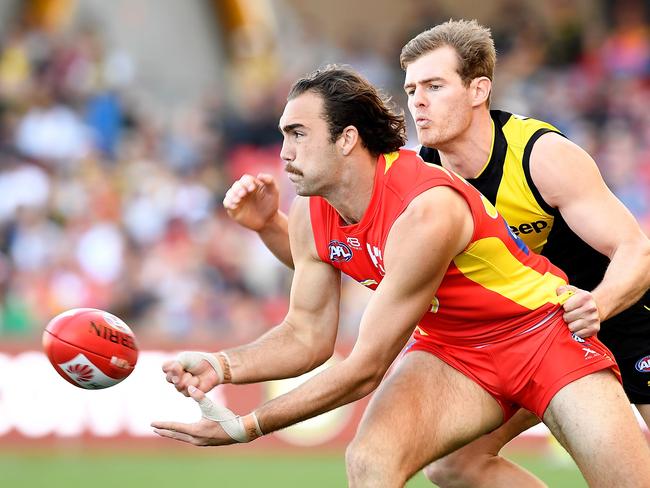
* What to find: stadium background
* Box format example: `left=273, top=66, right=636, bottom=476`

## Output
left=0, top=0, right=648, bottom=486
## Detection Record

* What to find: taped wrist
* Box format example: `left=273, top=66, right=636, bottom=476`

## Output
left=216, top=412, right=262, bottom=443
left=241, top=412, right=263, bottom=441
left=217, top=352, right=232, bottom=383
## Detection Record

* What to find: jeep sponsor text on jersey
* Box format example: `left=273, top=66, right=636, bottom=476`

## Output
left=509, top=220, right=548, bottom=236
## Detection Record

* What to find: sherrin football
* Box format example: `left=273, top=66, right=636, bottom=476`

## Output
left=42, top=308, right=139, bottom=389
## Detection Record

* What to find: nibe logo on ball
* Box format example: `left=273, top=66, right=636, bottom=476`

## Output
left=635, top=355, right=650, bottom=373
left=58, top=354, right=121, bottom=389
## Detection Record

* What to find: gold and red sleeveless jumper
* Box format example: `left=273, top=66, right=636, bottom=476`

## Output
left=310, top=149, right=618, bottom=420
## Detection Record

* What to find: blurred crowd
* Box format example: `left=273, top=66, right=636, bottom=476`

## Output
left=0, top=19, right=293, bottom=345
left=0, top=1, right=649, bottom=345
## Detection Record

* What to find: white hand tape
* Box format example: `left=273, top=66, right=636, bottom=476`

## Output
left=175, top=351, right=224, bottom=383
left=195, top=393, right=249, bottom=443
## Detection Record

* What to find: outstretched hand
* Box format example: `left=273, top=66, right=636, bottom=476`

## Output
left=557, top=285, right=600, bottom=338
left=151, top=385, right=239, bottom=446
left=223, top=173, right=280, bottom=231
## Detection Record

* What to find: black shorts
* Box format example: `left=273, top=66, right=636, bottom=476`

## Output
left=598, top=291, right=650, bottom=404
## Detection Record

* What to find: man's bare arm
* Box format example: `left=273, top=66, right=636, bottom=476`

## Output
left=167, top=196, right=337, bottom=394
left=225, top=196, right=339, bottom=382
left=223, top=173, right=294, bottom=268
left=254, top=186, right=473, bottom=434
left=531, top=133, right=650, bottom=322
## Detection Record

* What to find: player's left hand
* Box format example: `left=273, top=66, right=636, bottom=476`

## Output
left=151, top=385, right=241, bottom=446
left=557, top=285, right=600, bottom=338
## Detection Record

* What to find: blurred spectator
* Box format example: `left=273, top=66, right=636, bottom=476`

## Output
left=15, top=83, right=91, bottom=164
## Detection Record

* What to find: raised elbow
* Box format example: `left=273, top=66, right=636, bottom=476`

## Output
left=295, top=337, right=336, bottom=374
left=642, top=239, right=650, bottom=261
left=634, top=237, right=650, bottom=270
left=642, top=240, right=650, bottom=285
left=352, top=359, right=388, bottom=397
left=309, top=343, right=336, bottom=371
left=615, top=236, right=650, bottom=272
left=363, top=372, right=385, bottom=395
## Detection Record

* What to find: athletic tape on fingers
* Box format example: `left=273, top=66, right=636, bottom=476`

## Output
left=195, top=392, right=262, bottom=443
left=176, top=351, right=225, bottom=383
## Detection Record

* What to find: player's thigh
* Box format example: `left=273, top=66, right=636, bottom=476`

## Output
left=423, top=408, right=541, bottom=480
left=473, top=408, right=540, bottom=453
left=543, top=370, right=650, bottom=487
left=436, top=408, right=541, bottom=458
left=352, top=350, right=503, bottom=475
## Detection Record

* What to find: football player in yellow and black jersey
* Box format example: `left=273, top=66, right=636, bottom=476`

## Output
left=222, top=20, right=650, bottom=488
left=417, top=109, right=650, bottom=414
left=402, top=20, right=650, bottom=486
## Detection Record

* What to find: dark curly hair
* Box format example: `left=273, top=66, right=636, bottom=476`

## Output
left=288, top=65, right=406, bottom=156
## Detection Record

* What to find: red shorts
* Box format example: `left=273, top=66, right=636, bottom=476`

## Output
left=407, top=309, right=620, bottom=421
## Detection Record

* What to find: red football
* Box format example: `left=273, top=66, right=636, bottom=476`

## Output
left=42, top=308, right=139, bottom=389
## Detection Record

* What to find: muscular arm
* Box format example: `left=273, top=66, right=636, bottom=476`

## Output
left=531, top=133, right=650, bottom=321
left=255, top=186, right=474, bottom=434
left=259, top=211, right=292, bottom=268
left=225, top=196, right=339, bottom=383
left=223, top=173, right=294, bottom=268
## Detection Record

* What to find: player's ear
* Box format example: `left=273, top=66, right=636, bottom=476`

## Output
left=338, top=125, right=359, bottom=156
left=471, top=77, right=491, bottom=108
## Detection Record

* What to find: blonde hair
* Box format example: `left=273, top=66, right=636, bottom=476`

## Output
left=400, top=19, right=496, bottom=87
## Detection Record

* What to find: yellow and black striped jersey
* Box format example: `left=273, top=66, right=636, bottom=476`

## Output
left=419, top=110, right=609, bottom=290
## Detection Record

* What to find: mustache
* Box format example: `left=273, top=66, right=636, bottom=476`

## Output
left=284, top=164, right=303, bottom=175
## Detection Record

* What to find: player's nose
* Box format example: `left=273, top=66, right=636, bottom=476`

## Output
left=280, top=139, right=295, bottom=163
left=411, top=86, right=428, bottom=107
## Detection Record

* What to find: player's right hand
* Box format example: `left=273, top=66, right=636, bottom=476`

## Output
left=163, top=352, right=225, bottom=397
left=223, top=173, right=280, bottom=231
left=557, top=285, right=600, bottom=338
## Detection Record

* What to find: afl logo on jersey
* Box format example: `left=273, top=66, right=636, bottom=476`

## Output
left=635, top=355, right=650, bottom=373
left=329, top=240, right=353, bottom=262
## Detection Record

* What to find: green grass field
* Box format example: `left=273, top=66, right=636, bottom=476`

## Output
left=0, top=449, right=586, bottom=487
